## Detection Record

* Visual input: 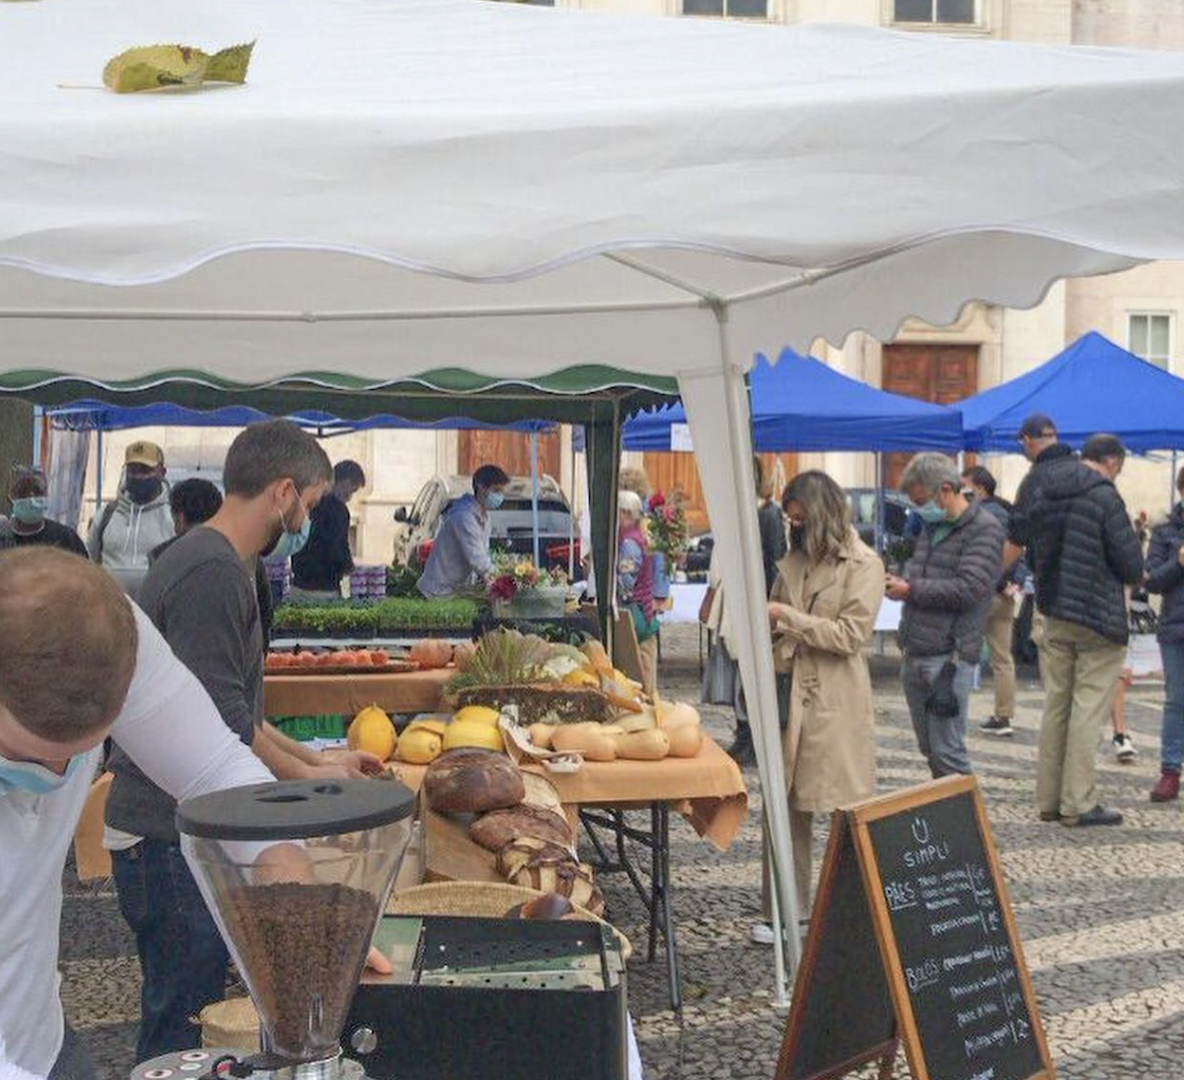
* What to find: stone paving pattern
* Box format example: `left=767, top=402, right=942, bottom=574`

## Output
left=59, top=625, right=1184, bottom=1078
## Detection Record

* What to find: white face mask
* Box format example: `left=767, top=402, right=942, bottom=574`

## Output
left=0, top=750, right=86, bottom=797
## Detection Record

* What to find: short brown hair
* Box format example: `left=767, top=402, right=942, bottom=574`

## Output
left=222, top=420, right=332, bottom=498
left=0, top=549, right=138, bottom=741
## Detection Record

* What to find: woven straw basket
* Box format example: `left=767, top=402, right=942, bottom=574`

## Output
left=387, top=880, right=632, bottom=960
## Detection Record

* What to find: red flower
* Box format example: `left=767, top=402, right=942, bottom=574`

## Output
left=649, top=491, right=666, bottom=509
left=488, top=575, right=518, bottom=601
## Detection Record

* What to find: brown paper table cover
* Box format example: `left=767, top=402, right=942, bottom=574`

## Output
left=264, top=668, right=452, bottom=717
left=394, top=735, right=747, bottom=852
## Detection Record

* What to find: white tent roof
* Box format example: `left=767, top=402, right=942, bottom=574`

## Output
left=9, top=0, right=1184, bottom=1003
left=2, top=0, right=1183, bottom=381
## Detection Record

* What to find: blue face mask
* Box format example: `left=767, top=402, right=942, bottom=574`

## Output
left=0, top=751, right=86, bottom=797
left=914, top=500, right=948, bottom=525
left=271, top=500, right=312, bottom=559
left=483, top=490, right=505, bottom=511
left=10, top=496, right=47, bottom=524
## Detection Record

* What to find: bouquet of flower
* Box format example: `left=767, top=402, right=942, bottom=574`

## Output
left=646, top=489, right=690, bottom=560
left=487, top=556, right=568, bottom=602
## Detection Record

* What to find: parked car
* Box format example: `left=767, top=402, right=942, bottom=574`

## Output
left=845, top=488, right=913, bottom=553
left=393, top=474, right=580, bottom=574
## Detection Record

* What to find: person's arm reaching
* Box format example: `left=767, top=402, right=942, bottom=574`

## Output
left=456, top=505, right=494, bottom=578
left=770, top=557, right=884, bottom=656
left=157, top=560, right=260, bottom=745
left=111, top=607, right=275, bottom=803
left=259, top=722, right=384, bottom=778
left=1101, top=491, right=1145, bottom=586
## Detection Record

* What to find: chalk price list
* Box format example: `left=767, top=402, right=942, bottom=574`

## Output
left=874, top=806, right=1040, bottom=1080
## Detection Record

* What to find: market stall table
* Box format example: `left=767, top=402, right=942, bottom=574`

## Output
left=394, top=735, right=747, bottom=1010
left=264, top=668, right=453, bottom=717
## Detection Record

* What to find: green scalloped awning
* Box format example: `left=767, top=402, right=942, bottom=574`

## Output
left=2, top=366, right=678, bottom=423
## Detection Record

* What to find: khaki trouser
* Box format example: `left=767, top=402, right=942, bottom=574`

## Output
left=985, top=593, right=1017, bottom=720
left=760, top=807, right=814, bottom=924
left=638, top=634, right=659, bottom=699
left=1037, top=616, right=1126, bottom=819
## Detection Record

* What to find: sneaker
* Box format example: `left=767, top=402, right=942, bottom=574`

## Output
left=1151, top=770, right=1180, bottom=803
left=1113, top=733, right=1138, bottom=763
left=1061, top=804, right=1123, bottom=827
left=979, top=716, right=1014, bottom=737
left=750, top=922, right=776, bottom=945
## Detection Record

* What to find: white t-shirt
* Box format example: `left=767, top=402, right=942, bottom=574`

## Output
left=0, top=606, right=274, bottom=1079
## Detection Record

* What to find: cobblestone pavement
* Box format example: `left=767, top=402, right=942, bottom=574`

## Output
left=59, top=625, right=1184, bottom=1079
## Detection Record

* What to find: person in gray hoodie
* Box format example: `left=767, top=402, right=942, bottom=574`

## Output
left=887, top=453, right=1003, bottom=779
left=86, top=439, right=175, bottom=599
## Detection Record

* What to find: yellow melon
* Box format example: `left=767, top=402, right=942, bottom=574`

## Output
left=443, top=720, right=504, bottom=753
left=347, top=706, right=397, bottom=761
left=452, top=705, right=502, bottom=728
left=398, top=728, right=443, bottom=764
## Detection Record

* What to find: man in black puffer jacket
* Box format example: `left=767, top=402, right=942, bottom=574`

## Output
left=1026, top=434, right=1144, bottom=828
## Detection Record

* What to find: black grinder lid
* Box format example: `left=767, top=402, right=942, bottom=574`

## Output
left=176, top=779, right=415, bottom=841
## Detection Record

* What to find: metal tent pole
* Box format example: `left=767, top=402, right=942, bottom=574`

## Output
left=530, top=430, right=541, bottom=567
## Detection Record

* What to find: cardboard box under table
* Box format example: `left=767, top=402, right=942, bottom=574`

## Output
left=395, top=735, right=747, bottom=1011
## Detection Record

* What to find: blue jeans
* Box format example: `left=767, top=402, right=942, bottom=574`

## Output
left=111, top=840, right=229, bottom=1062
left=902, top=654, right=975, bottom=778
left=1161, top=640, right=1184, bottom=773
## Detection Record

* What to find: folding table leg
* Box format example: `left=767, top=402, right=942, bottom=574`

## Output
left=652, top=802, right=681, bottom=1011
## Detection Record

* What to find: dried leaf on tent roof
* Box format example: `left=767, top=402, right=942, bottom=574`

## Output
left=206, top=41, right=256, bottom=85
left=102, top=42, right=254, bottom=94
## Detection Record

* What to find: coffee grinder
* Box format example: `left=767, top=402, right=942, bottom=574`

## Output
left=130, top=779, right=415, bottom=1080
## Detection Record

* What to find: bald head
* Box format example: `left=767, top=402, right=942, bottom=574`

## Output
left=0, top=548, right=137, bottom=742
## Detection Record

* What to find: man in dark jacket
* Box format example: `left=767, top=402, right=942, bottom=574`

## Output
left=1025, top=434, right=1144, bottom=827
left=1005, top=412, right=1075, bottom=573
left=887, top=453, right=1003, bottom=778
left=291, top=459, right=365, bottom=597
left=962, top=465, right=1027, bottom=737
left=1145, top=465, right=1184, bottom=803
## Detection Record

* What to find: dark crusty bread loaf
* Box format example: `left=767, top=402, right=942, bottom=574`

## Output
left=423, top=748, right=525, bottom=814
left=469, top=803, right=573, bottom=852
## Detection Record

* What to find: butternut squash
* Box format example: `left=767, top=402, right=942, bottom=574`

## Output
left=665, top=724, right=703, bottom=759
left=528, top=722, right=557, bottom=750
left=656, top=701, right=701, bottom=731
left=612, top=730, right=670, bottom=761
left=550, top=723, right=617, bottom=762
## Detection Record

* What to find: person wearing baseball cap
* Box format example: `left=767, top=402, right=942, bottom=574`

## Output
left=86, top=440, right=175, bottom=599
left=1004, top=413, right=1072, bottom=573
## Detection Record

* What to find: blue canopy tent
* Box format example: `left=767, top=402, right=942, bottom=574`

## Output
left=622, top=347, right=964, bottom=452
left=46, top=399, right=554, bottom=437
left=45, top=400, right=560, bottom=564
left=961, top=331, right=1184, bottom=453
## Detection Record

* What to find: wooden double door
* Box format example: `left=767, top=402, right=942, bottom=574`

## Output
left=459, top=430, right=561, bottom=481
left=881, top=343, right=979, bottom=488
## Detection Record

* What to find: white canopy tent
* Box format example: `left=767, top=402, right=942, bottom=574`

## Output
left=6, top=0, right=1184, bottom=1004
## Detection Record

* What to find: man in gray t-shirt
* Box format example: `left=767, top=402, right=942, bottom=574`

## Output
left=105, top=421, right=384, bottom=1062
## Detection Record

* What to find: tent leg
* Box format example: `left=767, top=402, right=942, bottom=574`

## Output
left=568, top=434, right=577, bottom=580
left=530, top=431, right=541, bottom=567
left=95, top=428, right=104, bottom=513
left=679, top=310, right=800, bottom=1005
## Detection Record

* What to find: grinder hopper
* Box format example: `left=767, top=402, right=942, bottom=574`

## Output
left=177, top=780, right=415, bottom=1068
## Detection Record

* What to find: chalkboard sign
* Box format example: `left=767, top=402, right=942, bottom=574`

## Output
left=777, top=776, right=1053, bottom=1080
left=776, top=816, right=897, bottom=1080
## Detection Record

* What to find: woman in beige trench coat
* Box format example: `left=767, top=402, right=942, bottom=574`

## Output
left=758, top=470, right=884, bottom=939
